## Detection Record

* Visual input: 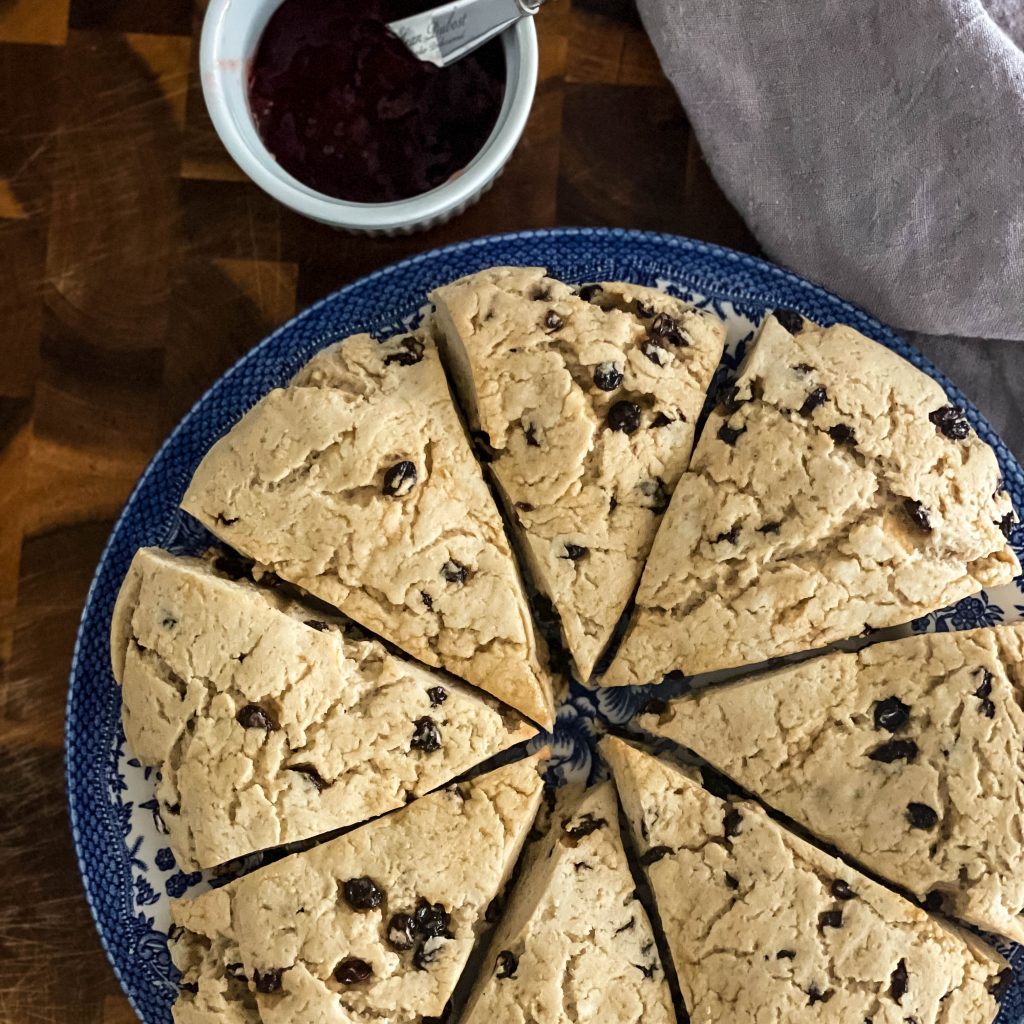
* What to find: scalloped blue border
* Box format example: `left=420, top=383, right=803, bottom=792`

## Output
left=65, top=227, right=1024, bottom=1024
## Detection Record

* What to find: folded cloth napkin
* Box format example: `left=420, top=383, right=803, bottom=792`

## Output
left=638, top=0, right=1024, bottom=456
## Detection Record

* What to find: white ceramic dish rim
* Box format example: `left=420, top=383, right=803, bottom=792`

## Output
left=199, top=0, right=538, bottom=231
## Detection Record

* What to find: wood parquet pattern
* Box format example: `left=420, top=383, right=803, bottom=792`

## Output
left=0, top=0, right=755, bottom=1020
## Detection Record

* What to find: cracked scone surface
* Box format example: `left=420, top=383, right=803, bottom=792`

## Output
left=169, top=752, right=545, bottom=1024
left=110, top=547, right=535, bottom=870
left=461, top=781, right=676, bottom=1024
left=180, top=330, right=553, bottom=728
left=603, top=313, right=1020, bottom=685
left=601, top=737, right=1005, bottom=1024
left=643, top=623, right=1024, bottom=943
left=431, top=267, right=725, bottom=682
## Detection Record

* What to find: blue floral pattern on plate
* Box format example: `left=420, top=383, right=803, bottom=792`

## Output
left=64, top=228, right=1024, bottom=1024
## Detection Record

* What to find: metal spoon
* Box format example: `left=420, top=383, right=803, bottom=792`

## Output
left=387, top=0, right=544, bottom=67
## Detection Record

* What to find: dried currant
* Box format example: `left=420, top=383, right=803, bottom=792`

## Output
left=639, top=845, right=672, bottom=866
left=890, top=959, right=909, bottom=1004
left=874, top=696, right=911, bottom=733
left=225, top=962, right=247, bottom=983
left=387, top=913, right=416, bottom=951
left=578, top=283, right=603, bottom=302
left=413, top=899, right=451, bottom=938
left=544, top=310, right=563, bottom=331
left=807, top=984, right=831, bottom=1006
left=561, top=543, right=588, bottom=561
left=384, top=337, right=424, bottom=367
left=868, top=739, right=919, bottom=764
left=724, top=808, right=743, bottom=838
left=427, top=686, right=448, bottom=707
left=828, top=423, right=857, bottom=447
left=410, top=717, right=442, bottom=753
left=563, top=814, right=607, bottom=840
left=830, top=880, right=856, bottom=901
left=253, top=968, right=284, bottom=994
left=635, top=299, right=655, bottom=318
left=334, top=958, right=373, bottom=984
left=717, top=422, right=746, bottom=446
left=975, top=670, right=996, bottom=717
left=773, top=308, right=804, bottom=333
left=383, top=460, right=418, bottom=497
left=650, top=312, right=687, bottom=346
left=715, top=384, right=743, bottom=415
left=343, top=876, right=385, bottom=910
left=495, top=950, right=519, bottom=979
left=236, top=703, right=279, bottom=731
left=903, top=498, right=933, bottom=532
left=607, top=400, right=642, bottom=434
left=641, top=339, right=665, bottom=365
left=288, top=763, right=329, bottom=792
left=593, top=362, right=624, bottom=391
left=799, top=386, right=828, bottom=416
left=713, top=524, right=741, bottom=544
left=640, top=477, right=670, bottom=514
left=441, top=560, right=469, bottom=585
left=906, top=803, right=939, bottom=830
left=818, top=910, right=843, bottom=929
left=929, top=404, right=971, bottom=440
left=997, top=513, right=1016, bottom=539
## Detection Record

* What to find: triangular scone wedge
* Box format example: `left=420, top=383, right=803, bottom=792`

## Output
left=110, top=547, right=536, bottom=870
left=430, top=268, right=725, bottom=682
left=600, top=737, right=1007, bottom=1024
left=461, top=781, right=677, bottom=1024
left=170, top=751, right=546, bottom=1024
left=180, top=331, right=554, bottom=728
left=603, top=312, right=1020, bottom=686
left=641, top=623, right=1024, bottom=943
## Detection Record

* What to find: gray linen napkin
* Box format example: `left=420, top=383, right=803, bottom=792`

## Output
left=637, top=0, right=1024, bottom=456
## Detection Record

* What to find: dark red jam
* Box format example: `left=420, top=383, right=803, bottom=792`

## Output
left=248, top=0, right=506, bottom=203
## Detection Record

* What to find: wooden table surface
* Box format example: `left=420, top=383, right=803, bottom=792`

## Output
left=0, top=1, right=757, bottom=1020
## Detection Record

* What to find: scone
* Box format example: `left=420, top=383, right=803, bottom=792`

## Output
left=180, top=330, right=554, bottom=728
left=110, top=547, right=536, bottom=870
left=641, top=623, right=1024, bottom=943
left=170, top=751, right=546, bottom=1024
left=603, top=312, right=1020, bottom=685
left=431, top=268, right=725, bottom=682
left=460, top=781, right=676, bottom=1024
left=601, top=737, right=1007, bottom=1024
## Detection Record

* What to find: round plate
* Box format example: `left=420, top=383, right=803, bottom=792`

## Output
left=66, top=228, right=1024, bottom=1023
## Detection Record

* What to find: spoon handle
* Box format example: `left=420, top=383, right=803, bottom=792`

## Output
left=388, top=0, right=543, bottom=67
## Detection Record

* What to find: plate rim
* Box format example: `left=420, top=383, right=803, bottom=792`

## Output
left=64, top=225, right=1024, bottom=1023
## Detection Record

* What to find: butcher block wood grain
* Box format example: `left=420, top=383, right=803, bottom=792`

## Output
left=0, top=0, right=755, bottom=1021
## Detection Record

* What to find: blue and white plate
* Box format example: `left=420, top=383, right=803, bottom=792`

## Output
left=65, top=228, right=1024, bottom=1023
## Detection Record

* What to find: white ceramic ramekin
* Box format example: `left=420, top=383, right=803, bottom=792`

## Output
left=200, top=0, right=538, bottom=235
